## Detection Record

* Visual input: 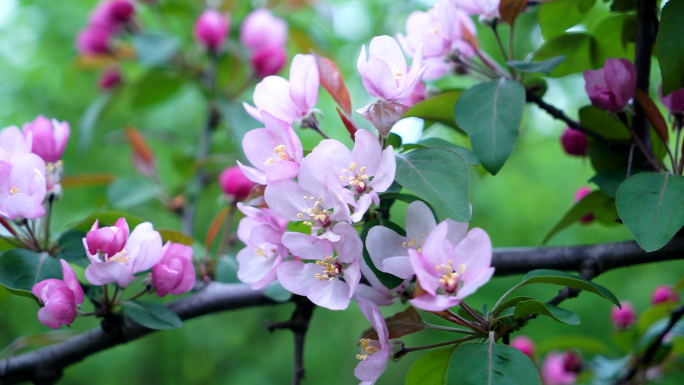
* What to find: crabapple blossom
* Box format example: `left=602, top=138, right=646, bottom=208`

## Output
left=541, top=351, right=581, bottom=385
left=32, top=260, right=84, bottom=329
left=560, top=127, right=587, bottom=157
left=367, top=200, right=467, bottom=279
left=243, top=54, right=319, bottom=125
left=574, top=187, right=594, bottom=224
left=90, top=0, right=135, bottom=30
left=276, top=222, right=362, bottom=310
left=76, top=26, right=113, bottom=55
left=455, top=0, right=500, bottom=20
left=151, top=243, right=196, bottom=297
left=651, top=285, right=680, bottom=304
left=611, top=301, right=636, bottom=329
left=0, top=125, right=32, bottom=162
left=240, top=9, right=287, bottom=51
left=219, top=166, right=254, bottom=201
left=400, top=81, right=426, bottom=107
left=236, top=203, right=289, bottom=290
left=357, top=35, right=426, bottom=102
left=583, top=58, right=636, bottom=112
left=237, top=111, right=303, bottom=185
left=194, top=10, right=229, bottom=51
left=99, top=67, right=122, bottom=90
left=408, top=221, right=494, bottom=312
left=659, top=85, right=684, bottom=115
left=354, top=260, right=401, bottom=307
left=250, top=45, right=287, bottom=78
left=22, top=115, right=70, bottom=163
left=354, top=299, right=391, bottom=383
left=511, top=335, right=535, bottom=358
left=85, top=217, right=129, bottom=258
left=84, top=221, right=164, bottom=287
left=297, top=129, right=395, bottom=222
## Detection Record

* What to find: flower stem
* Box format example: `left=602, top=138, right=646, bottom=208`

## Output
left=425, top=323, right=477, bottom=335
left=126, top=285, right=152, bottom=302
left=394, top=336, right=477, bottom=359
left=459, top=301, right=487, bottom=324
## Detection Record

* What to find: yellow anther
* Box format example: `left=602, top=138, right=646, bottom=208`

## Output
left=297, top=213, right=304, bottom=219
left=278, top=152, right=288, bottom=160
left=402, top=242, right=407, bottom=248
left=273, top=145, right=286, bottom=153
left=393, top=69, right=403, bottom=81
left=9, top=187, right=19, bottom=195
left=360, top=166, right=366, bottom=174
left=265, top=158, right=275, bottom=165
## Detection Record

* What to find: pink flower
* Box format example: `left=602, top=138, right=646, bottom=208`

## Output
left=455, top=0, right=500, bottom=19
left=243, top=54, right=319, bottom=125
left=659, top=85, right=684, bottom=115
left=611, top=301, right=636, bottom=329
left=84, top=222, right=164, bottom=287
left=219, top=166, right=254, bottom=201
left=90, top=0, right=135, bottom=30
left=76, top=25, right=113, bottom=56
left=236, top=203, right=289, bottom=289
left=357, top=35, right=426, bottom=102
left=32, top=260, right=84, bottom=329
left=583, top=58, right=636, bottom=112
left=354, top=259, right=406, bottom=306
left=354, top=299, right=391, bottom=383
left=240, top=9, right=287, bottom=51
left=85, top=217, right=130, bottom=259
left=194, top=10, right=230, bottom=51
left=541, top=351, right=580, bottom=385
left=400, top=81, right=426, bottom=107
left=99, top=67, right=122, bottom=91
left=0, top=125, right=33, bottom=162
left=298, top=129, right=396, bottom=222
left=237, top=111, right=303, bottom=185
left=250, top=45, right=287, bottom=78
left=511, top=336, right=535, bottom=358
left=0, top=133, right=47, bottom=219
left=152, top=243, right=196, bottom=297
left=409, top=222, right=494, bottom=312
left=367, top=201, right=468, bottom=280
left=22, top=115, right=70, bottom=163
left=276, top=222, right=362, bottom=310
left=560, top=127, right=587, bottom=157
left=652, top=285, right=680, bottom=304
left=574, top=187, right=594, bottom=224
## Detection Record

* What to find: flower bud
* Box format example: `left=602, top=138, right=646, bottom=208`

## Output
left=541, top=351, right=581, bottom=385
left=194, top=10, right=230, bottom=52
left=651, top=284, right=680, bottom=305
left=99, top=67, right=122, bottom=91
left=583, top=58, right=636, bottom=112
left=611, top=301, right=636, bottom=329
left=110, top=0, right=135, bottom=23
left=561, top=127, right=587, bottom=156
left=219, top=166, right=254, bottom=201
left=22, top=115, right=70, bottom=163
left=574, top=187, right=594, bottom=224
left=151, top=243, right=196, bottom=297
left=31, top=260, right=84, bottom=329
left=659, top=85, right=684, bottom=115
left=240, top=9, right=287, bottom=51
left=76, top=26, right=112, bottom=55
left=510, top=336, right=535, bottom=358
left=85, top=217, right=130, bottom=258
left=250, top=45, right=287, bottom=78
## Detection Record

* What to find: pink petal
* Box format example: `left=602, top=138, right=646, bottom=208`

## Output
left=354, top=347, right=391, bottom=382
left=276, top=261, right=319, bottom=296
left=405, top=201, right=436, bottom=240
left=308, top=278, right=352, bottom=310
left=282, top=232, right=334, bottom=260
left=152, top=263, right=181, bottom=297
left=366, top=226, right=407, bottom=272
left=352, top=129, right=382, bottom=176
left=410, top=293, right=461, bottom=312
left=237, top=246, right=280, bottom=287
left=408, top=248, right=438, bottom=296
left=368, top=35, right=406, bottom=76
left=382, top=257, right=414, bottom=279
left=456, top=267, right=494, bottom=299
left=604, top=58, right=636, bottom=109
left=237, top=161, right=266, bottom=185
left=85, top=261, right=132, bottom=287
left=60, top=260, right=84, bottom=304
left=343, top=259, right=362, bottom=297
left=452, top=228, right=492, bottom=269
left=362, top=58, right=399, bottom=101
left=366, top=147, right=395, bottom=194
left=288, top=54, right=319, bottom=115
left=253, top=76, right=300, bottom=124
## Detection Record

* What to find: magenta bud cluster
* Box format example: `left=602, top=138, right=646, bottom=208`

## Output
left=240, top=9, right=288, bottom=78
left=611, top=301, right=636, bottom=329
left=194, top=10, right=230, bottom=52
left=76, top=0, right=136, bottom=56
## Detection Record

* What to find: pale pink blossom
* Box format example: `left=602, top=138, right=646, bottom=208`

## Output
left=409, top=222, right=494, bottom=312
left=240, top=9, right=287, bottom=51
left=84, top=222, right=164, bottom=287
left=652, top=284, right=680, bottom=304
left=276, top=222, right=362, bottom=310
left=0, top=155, right=47, bottom=220
left=32, top=260, right=84, bottom=329
left=219, top=166, right=254, bottom=200
left=541, top=351, right=581, bottom=385
left=455, top=0, right=500, bottom=19
left=194, top=10, right=230, bottom=51
left=236, top=203, right=289, bottom=289
left=22, top=115, right=70, bottom=163
left=353, top=259, right=408, bottom=306
left=237, top=111, right=303, bottom=185
left=583, top=58, right=636, bottom=112
left=152, top=243, right=196, bottom=297
left=357, top=35, right=426, bottom=102
left=511, top=335, right=535, bottom=358
left=0, top=125, right=32, bottom=162
left=400, top=81, right=426, bottom=107
left=243, top=54, right=319, bottom=124
left=354, top=299, right=391, bottom=383
left=611, top=301, right=636, bottom=329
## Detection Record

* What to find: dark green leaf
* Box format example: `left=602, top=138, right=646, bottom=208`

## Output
left=453, top=78, right=525, bottom=175
left=446, top=342, right=541, bottom=385
left=122, top=300, right=182, bottom=330
left=537, top=334, right=609, bottom=355
left=610, top=0, right=637, bottom=12
left=657, top=0, right=684, bottom=95
left=579, top=105, right=630, bottom=140
left=492, top=296, right=534, bottom=315
left=395, top=147, right=470, bottom=221
left=106, top=176, right=162, bottom=209
left=534, top=33, right=597, bottom=77
left=414, top=138, right=480, bottom=166
left=78, top=92, right=113, bottom=151
left=0, top=249, right=62, bottom=295
left=590, top=170, right=631, bottom=198
left=539, top=1, right=589, bottom=40
left=263, top=282, right=292, bottom=302
left=513, top=299, right=580, bottom=325
left=402, top=90, right=463, bottom=132
left=542, top=190, right=613, bottom=244
left=518, top=269, right=620, bottom=306
left=133, top=33, right=180, bottom=68
left=506, top=55, right=566, bottom=75
left=56, top=230, right=90, bottom=267
left=616, top=172, right=684, bottom=252
left=587, top=140, right=629, bottom=173
left=387, top=133, right=402, bottom=149
left=405, top=347, right=453, bottom=385
left=131, top=72, right=184, bottom=108
left=360, top=219, right=406, bottom=290
left=214, top=257, right=239, bottom=283
left=590, top=14, right=636, bottom=67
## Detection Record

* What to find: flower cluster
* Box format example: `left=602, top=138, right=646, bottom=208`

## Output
left=76, top=0, right=135, bottom=56
left=240, top=9, right=288, bottom=78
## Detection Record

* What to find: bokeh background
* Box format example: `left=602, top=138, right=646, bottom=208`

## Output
left=0, top=0, right=682, bottom=384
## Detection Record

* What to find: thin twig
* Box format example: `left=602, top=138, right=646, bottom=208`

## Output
left=394, top=336, right=477, bottom=359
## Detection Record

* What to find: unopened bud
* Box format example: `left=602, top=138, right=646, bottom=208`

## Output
left=194, top=10, right=230, bottom=52
left=561, top=127, right=588, bottom=156
left=219, top=166, right=254, bottom=201
left=611, top=301, right=636, bottom=329
left=250, top=45, right=287, bottom=78
left=510, top=336, right=535, bottom=359
left=651, top=285, right=680, bottom=305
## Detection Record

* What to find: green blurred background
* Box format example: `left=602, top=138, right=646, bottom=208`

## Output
left=0, top=0, right=682, bottom=384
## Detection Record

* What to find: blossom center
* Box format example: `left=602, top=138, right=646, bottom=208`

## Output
left=9, top=186, right=20, bottom=195
left=340, top=162, right=369, bottom=194
left=435, top=260, right=465, bottom=294
left=402, top=234, right=426, bottom=253
left=264, top=144, right=290, bottom=165
left=431, top=22, right=442, bottom=35
left=356, top=338, right=380, bottom=360
left=314, top=256, right=341, bottom=281
left=393, top=69, right=404, bottom=81
left=255, top=248, right=276, bottom=259
left=106, top=249, right=132, bottom=264
left=297, top=196, right=332, bottom=228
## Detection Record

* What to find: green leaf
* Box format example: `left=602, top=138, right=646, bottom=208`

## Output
left=67, top=211, right=145, bottom=233
left=411, top=138, right=480, bottom=166
left=106, top=176, right=162, bottom=209
left=590, top=170, right=630, bottom=198
left=55, top=230, right=90, bottom=267
left=131, top=72, right=184, bottom=108
left=579, top=105, right=630, bottom=140
left=377, top=193, right=440, bottom=223
left=360, top=219, right=406, bottom=290
left=214, top=257, right=239, bottom=283
left=616, top=172, right=684, bottom=252
left=453, top=78, right=525, bottom=175
left=537, top=334, right=610, bottom=356
left=506, top=55, right=566, bottom=75
left=539, top=1, right=590, bottom=40
left=534, top=33, right=597, bottom=77
left=122, top=300, right=182, bottom=330
left=263, top=282, right=292, bottom=302
left=78, top=92, right=113, bottom=151
left=610, top=0, right=637, bottom=12
left=0, top=249, right=62, bottom=295
left=395, top=147, right=470, bottom=221
left=402, top=91, right=463, bottom=132
left=405, top=347, right=453, bottom=385
left=491, top=296, right=534, bottom=315
left=657, top=0, right=684, bottom=95
left=542, top=190, right=614, bottom=244
left=133, top=33, right=179, bottom=68
left=518, top=269, right=620, bottom=306
left=587, top=140, right=629, bottom=173
left=590, top=14, right=636, bottom=67
left=446, top=342, right=541, bottom=385
left=513, top=299, right=580, bottom=325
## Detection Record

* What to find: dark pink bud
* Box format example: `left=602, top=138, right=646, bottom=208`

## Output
left=76, top=26, right=112, bottom=55
left=110, top=0, right=135, bottom=23
left=583, top=58, right=636, bottom=112
left=611, top=301, right=636, bottom=329
left=659, top=85, right=684, bottom=115
left=194, top=10, right=230, bottom=51
left=510, top=336, right=535, bottom=358
left=22, top=115, right=71, bottom=163
left=219, top=166, right=254, bottom=201
left=573, top=187, right=594, bottom=224
left=562, top=351, right=582, bottom=373
left=250, top=45, right=287, bottom=78
left=561, top=127, right=587, bottom=156
left=99, top=67, right=122, bottom=91
left=31, top=260, right=84, bottom=329
left=651, top=284, right=680, bottom=304
left=152, top=243, right=196, bottom=297
left=85, top=217, right=130, bottom=258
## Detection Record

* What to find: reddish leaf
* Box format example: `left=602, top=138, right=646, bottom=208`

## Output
left=356, top=102, right=410, bottom=138
left=499, top=0, right=528, bottom=25
left=361, top=306, right=427, bottom=340
left=61, top=173, right=116, bottom=188
left=315, top=55, right=352, bottom=115
left=125, top=126, right=156, bottom=176
left=337, top=107, right=358, bottom=140
left=634, top=89, right=669, bottom=144
left=205, top=206, right=231, bottom=249
left=462, top=25, right=480, bottom=51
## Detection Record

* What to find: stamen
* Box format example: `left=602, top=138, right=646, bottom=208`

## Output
left=393, top=69, right=403, bottom=81
left=9, top=187, right=19, bottom=195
